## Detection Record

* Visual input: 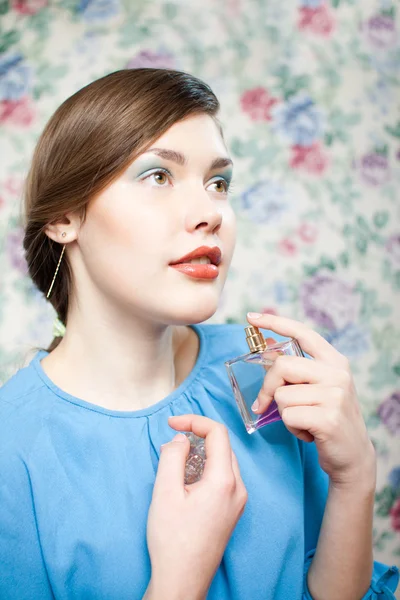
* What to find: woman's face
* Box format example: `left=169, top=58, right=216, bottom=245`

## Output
left=74, top=114, right=237, bottom=325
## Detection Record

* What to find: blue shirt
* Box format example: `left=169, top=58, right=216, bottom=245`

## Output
left=0, top=324, right=398, bottom=599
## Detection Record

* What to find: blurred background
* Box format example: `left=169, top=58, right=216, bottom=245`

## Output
left=0, top=0, right=399, bottom=582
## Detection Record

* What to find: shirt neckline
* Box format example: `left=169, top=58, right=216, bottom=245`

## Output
left=31, top=324, right=207, bottom=418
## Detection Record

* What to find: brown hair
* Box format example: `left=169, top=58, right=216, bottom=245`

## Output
left=23, top=68, right=220, bottom=351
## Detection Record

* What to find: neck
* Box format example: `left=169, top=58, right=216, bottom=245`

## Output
left=42, top=299, right=199, bottom=412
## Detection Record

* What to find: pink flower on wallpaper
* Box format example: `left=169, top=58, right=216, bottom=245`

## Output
left=297, top=222, right=319, bottom=244
left=240, top=87, right=279, bottom=122
left=226, top=0, right=241, bottom=17
left=0, top=96, right=35, bottom=127
left=261, top=307, right=279, bottom=317
left=11, top=0, right=48, bottom=15
left=4, top=176, right=23, bottom=196
left=290, top=142, right=328, bottom=175
left=390, top=498, right=400, bottom=533
left=364, top=14, right=397, bottom=49
left=386, top=234, right=400, bottom=268
left=298, top=4, right=335, bottom=37
left=278, top=238, right=297, bottom=257
left=126, top=50, right=176, bottom=70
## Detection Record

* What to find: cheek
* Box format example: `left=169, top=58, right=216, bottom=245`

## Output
left=82, top=186, right=167, bottom=257
left=79, top=200, right=170, bottom=293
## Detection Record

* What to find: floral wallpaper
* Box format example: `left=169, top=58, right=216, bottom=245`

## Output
left=0, top=0, right=399, bottom=583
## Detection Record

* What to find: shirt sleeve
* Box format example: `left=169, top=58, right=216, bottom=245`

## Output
left=0, top=445, right=55, bottom=599
left=301, top=441, right=399, bottom=599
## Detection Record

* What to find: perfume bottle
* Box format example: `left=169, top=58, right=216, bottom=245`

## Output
left=184, top=432, right=206, bottom=484
left=225, top=326, right=304, bottom=434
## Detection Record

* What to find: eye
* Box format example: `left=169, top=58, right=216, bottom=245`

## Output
left=141, top=169, right=171, bottom=187
left=153, top=171, right=168, bottom=185
left=207, top=178, right=229, bottom=194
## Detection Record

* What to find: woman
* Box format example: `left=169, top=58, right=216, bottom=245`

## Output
left=0, top=68, right=398, bottom=599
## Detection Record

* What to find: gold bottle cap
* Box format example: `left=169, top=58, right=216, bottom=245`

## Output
left=245, top=325, right=267, bottom=353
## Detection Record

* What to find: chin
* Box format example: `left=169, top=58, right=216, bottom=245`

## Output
left=162, top=286, right=221, bottom=326
left=178, top=304, right=217, bottom=325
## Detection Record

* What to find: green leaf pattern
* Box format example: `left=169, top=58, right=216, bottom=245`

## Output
left=0, top=0, right=399, bottom=572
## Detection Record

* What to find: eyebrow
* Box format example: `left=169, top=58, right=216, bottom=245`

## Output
left=145, top=148, right=233, bottom=171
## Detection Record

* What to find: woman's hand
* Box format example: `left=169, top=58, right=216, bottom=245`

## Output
left=247, top=312, right=376, bottom=490
left=144, top=415, right=248, bottom=600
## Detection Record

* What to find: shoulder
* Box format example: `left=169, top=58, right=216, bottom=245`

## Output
left=0, top=354, right=51, bottom=458
left=0, top=353, right=46, bottom=412
left=196, top=323, right=248, bottom=364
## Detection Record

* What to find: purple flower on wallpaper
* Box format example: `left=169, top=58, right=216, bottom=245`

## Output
left=326, top=323, right=370, bottom=358
left=357, top=152, right=390, bottom=186
left=240, top=180, right=290, bottom=224
left=378, top=391, right=400, bottom=436
left=126, top=50, right=176, bottom=70
left=364, top=14, right=397, bottom=49
left=388, top=466, right=400, bottom=491
left=385, top=234, right=400, bottom=268
left=0, top=54, right=32, bottom=102
left=300, top=273, right=361, bottom=331
left=271, top=94, right=324, bottom=147
left=6, top=228, right=27, bottom=275
left=77, top=0, right=120, bottom=22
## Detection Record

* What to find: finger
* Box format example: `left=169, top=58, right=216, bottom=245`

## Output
left=231, top=451, right=244, bottom=489
left=231, top=452, right=248, bottom=510
left=253, top=357, right=340, bottom=413
left=273, top=385, right=343, bottom=442
left=168, top=414, right=224, bottom=438
left=153, top=433, right=190, bottom=496
left=281, top=405, right=326, bottom=438
left=287, top=427, right=315, bottom=443
left=247, top=312, right=347, bottom=367
left=168, top=414, right=233, bottom=479
left=274, top=383, right=344, bottom=411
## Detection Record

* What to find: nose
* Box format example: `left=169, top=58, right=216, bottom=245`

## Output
left=184, top=194, right=223, bottom=235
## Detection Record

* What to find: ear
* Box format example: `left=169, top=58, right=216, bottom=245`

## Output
left=44, top=213, right=80, bottom=245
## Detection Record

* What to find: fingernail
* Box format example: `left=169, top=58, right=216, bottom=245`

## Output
left=251, top=399, right=259, bottom=413
left=172, top=433, right=187, bottom=443
left=160, top=433, right=187, bottom=450
left=247, top=312, right=262, bottom=319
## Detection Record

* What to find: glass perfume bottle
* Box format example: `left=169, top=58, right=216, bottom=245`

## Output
left=184, top=432, right=206, bottom=485
left=225, top=326, right=304, bottom=434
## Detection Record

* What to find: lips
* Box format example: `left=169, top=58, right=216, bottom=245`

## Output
left=170, top=246, right=222, bottom=267
left=169, top=246, right=222, bottom=280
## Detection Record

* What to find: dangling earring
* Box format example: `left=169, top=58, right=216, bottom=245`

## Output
left=46, top=232, right=66, bottom=299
